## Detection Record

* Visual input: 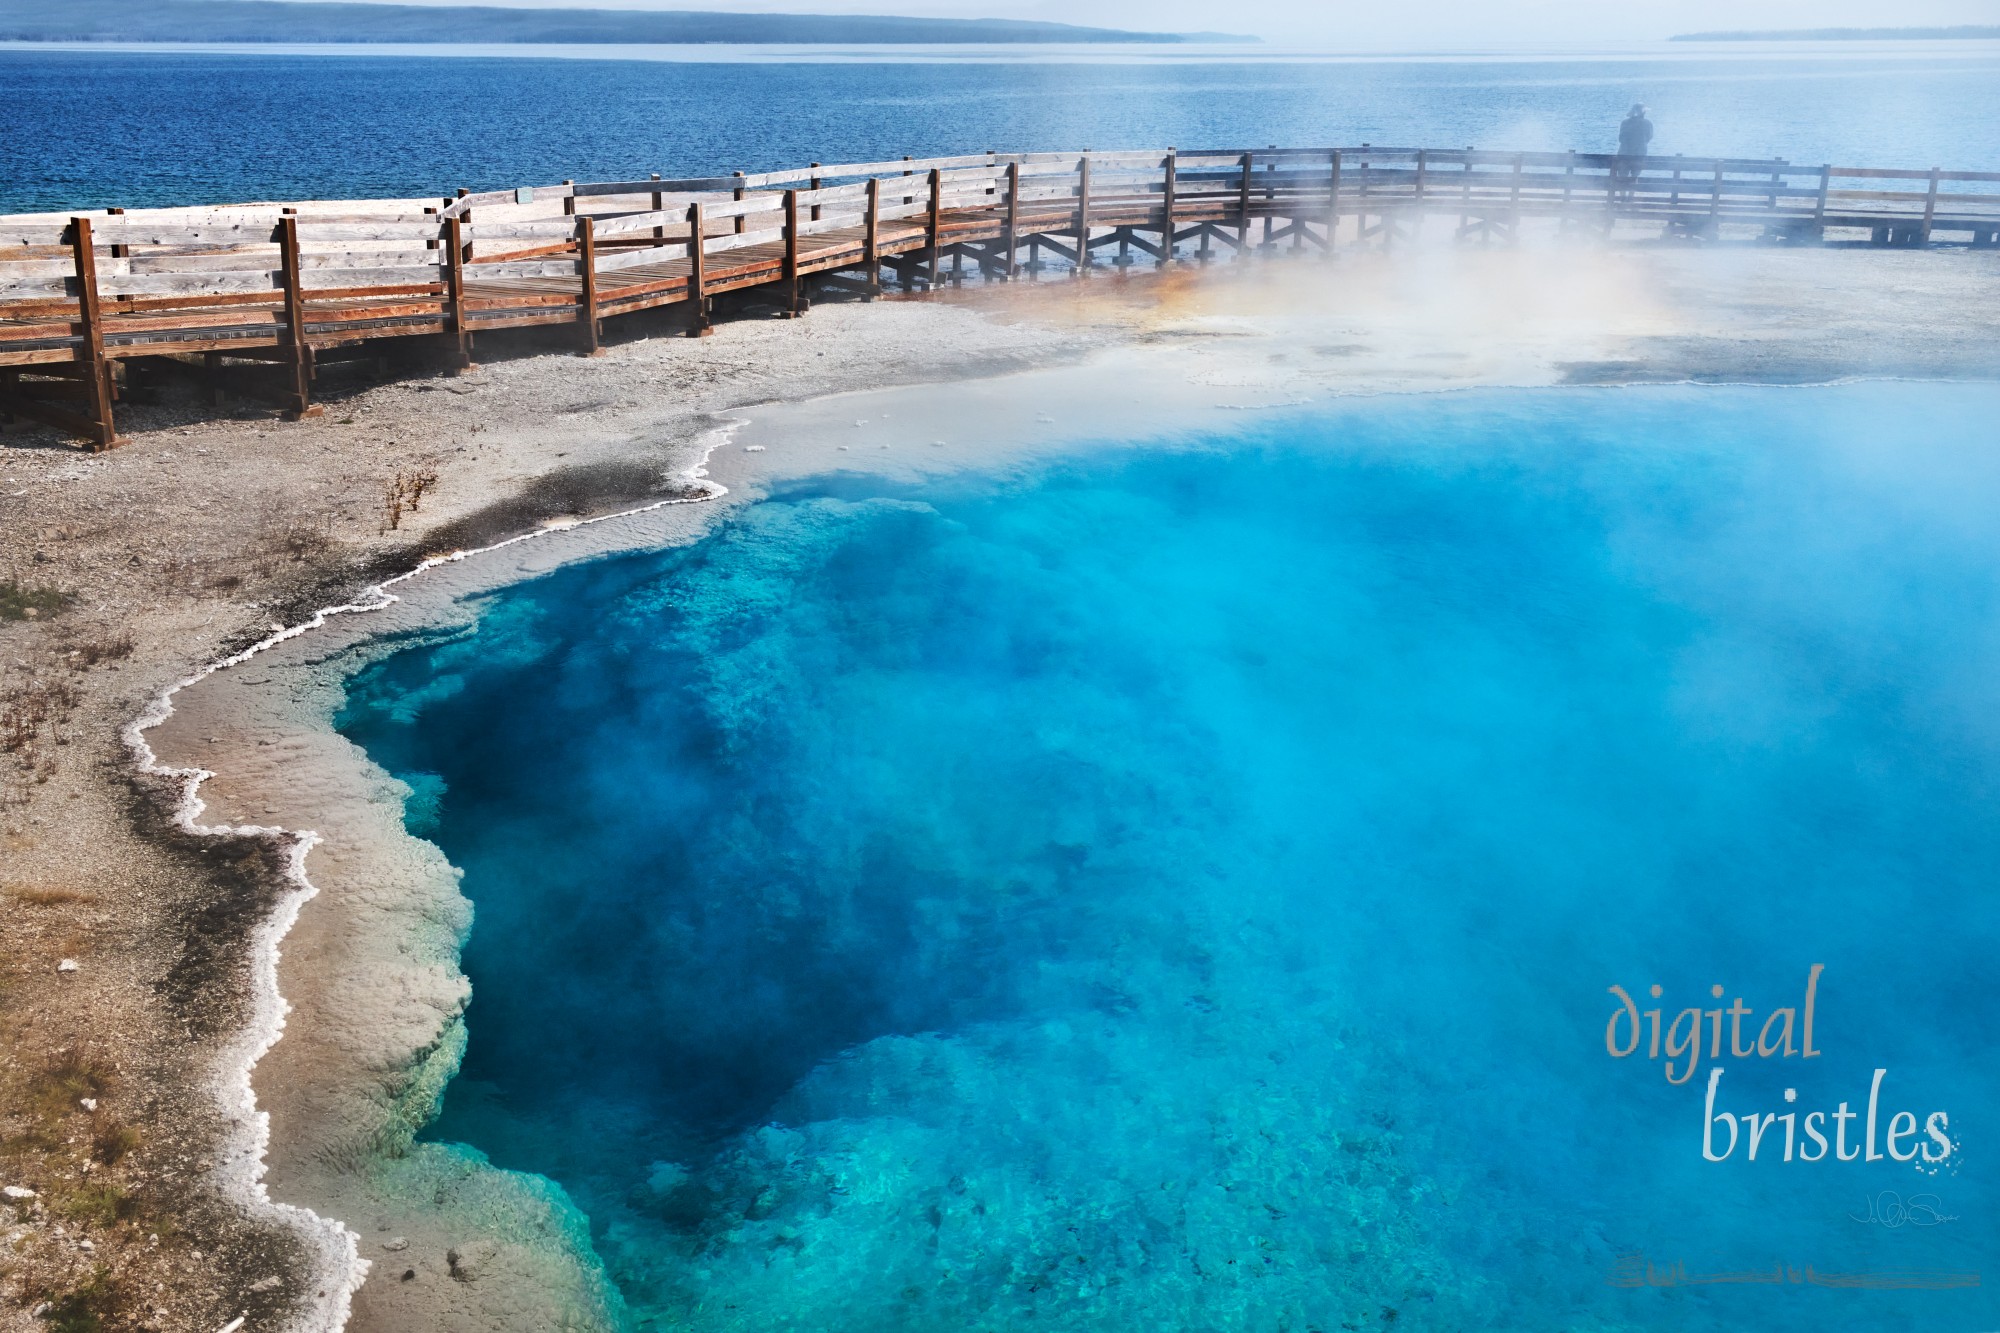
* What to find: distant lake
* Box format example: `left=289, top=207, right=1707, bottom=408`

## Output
left=2, top=42, right=1996, bottom=211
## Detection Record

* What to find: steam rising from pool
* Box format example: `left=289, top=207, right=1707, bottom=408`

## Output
left=339, top=383, right=2000, bottom=1331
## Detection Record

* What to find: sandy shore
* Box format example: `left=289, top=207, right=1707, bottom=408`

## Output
left=2, top=241, right=1997, bottom=1333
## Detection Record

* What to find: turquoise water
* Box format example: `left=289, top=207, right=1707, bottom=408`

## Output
left=339, top=382, right=2000, bottom=1331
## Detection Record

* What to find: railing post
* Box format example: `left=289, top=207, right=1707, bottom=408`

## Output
left=1263, top=146, right=1277, bottom=247
left=1237, top=151, right=1253, bottom=252
left=733, top=171, right=746, bottom=234
left=1326, top=150, right=1342, bottom=255
left=685, top=201, right=711, bottom=337
left=783, top=188, right=804, bottom=317
left=1509, top=153, right=1524, bottom=242
left=1356, top=143, right=1372, bottom=241
left=562, top=180, right=575, bottom=217
left=1921, top=167, right=1940, bottom=247
left=926, top=166, right=943, bottom=286
left=1158, top=149, right=1176, bottom=267
left=1076, top=153, right=1092, bottom=274
left=1458, top=146, right=1473, bottom=241
left=276, top=214, right=320, bottom=419
left=809, top=162, right=821, bottom=222
left=576, top=214, right=602, bottom=355
left=863, top=176, right=883, bottom=297
left=444, top=215, right=474, bottom=371
left=1710, top=162, right=1724, bottom=239
left=651, top=173, right=666, bottom=244
left=1813, top=164, right=1830, bottom=243
left=65, top=216, right=119, bottom=450
left=1003, top=160, right=1020, bottom=278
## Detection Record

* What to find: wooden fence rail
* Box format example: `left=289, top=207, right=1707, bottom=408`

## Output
left=4, top=145, right=1997, bottom=448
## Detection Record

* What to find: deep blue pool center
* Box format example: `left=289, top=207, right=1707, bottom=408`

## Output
left=338, top=382, right=2000, bottom=1332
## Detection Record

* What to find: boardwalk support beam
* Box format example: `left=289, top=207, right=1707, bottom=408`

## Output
left=1077, top=154, right=1093, bottom=274
left=686, top=202, right=712, bottom=337
left=863, top=177, right=883, bottom=297
left=276, top=215, right=321, bottom=420
left=1, top=218, right=127, bottom=449
left=926, top=168, right=943, bottom=287
left=1003, top=161, right=1020, bottom=277
left=444, top=215, right=475, bottom=371
left=576, top=215, right=603, bottom=356
left=1326, top=151, right=1343, bottom=254
left=783, top=189, right=806, bottom=317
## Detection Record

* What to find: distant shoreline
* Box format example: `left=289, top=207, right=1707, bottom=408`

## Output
left=1672, top=26, right=2000, bottom=42
left=0, top=0, right=1255, bottom=45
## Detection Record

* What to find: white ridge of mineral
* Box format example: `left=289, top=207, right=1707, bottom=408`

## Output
left=56, top=959, right=78, bottom=973
left=2, top=1186, right=35, bottom=1200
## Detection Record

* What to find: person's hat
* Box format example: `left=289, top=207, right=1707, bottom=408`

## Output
left=1629, top=104, right=1647, bottom=115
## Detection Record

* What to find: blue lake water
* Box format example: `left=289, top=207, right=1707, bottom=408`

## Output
left=2, top=44, right=1998, bottom=211
left=337, top=381, right=2000, bottom=1331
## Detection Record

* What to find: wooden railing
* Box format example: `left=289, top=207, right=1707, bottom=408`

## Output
left=4, top=146, right=1997, bottom=448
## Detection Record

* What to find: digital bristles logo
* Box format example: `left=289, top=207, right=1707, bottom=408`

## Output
left=1604, top=965, right=1955, bottom=1165
left=1601, top=965, right=1979, bottom=1295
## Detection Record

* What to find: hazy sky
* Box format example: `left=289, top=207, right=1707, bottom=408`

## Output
left=369, top=0, right=2000, bottom=45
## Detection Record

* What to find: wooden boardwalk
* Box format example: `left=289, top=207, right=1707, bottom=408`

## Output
left=4, top=146, right=1998, bottom=448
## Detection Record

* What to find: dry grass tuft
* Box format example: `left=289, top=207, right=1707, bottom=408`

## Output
left=382, top=464, right=441, bottom=532
left=91, top=1120, right=142, bottom=1167
left=28, top=1051, right=114, bottom=1123
left=253, top=507, right=337, bottom=577
left=35, top=1266, right=121, bottom=1333
left=0, top=580, right=73, bottom=623
left=54, top=628, right=136, bottom=668
left=54, top=1180, right=135, bottom=1228
left=8, top=884, right=99, bottom=907
left=1, top=675, right=80, bottom=790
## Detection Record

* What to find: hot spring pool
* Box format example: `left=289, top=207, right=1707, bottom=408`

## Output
left=337, top=382, right=2000, bottom=1331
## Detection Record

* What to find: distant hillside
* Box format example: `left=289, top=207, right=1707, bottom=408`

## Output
left=0, top=0, right=1255, bottom=43
left=1672, top=25, right=2000, bottom=41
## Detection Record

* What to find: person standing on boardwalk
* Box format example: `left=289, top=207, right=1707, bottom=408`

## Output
left=1615, top=104, right=1653, bottom=195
